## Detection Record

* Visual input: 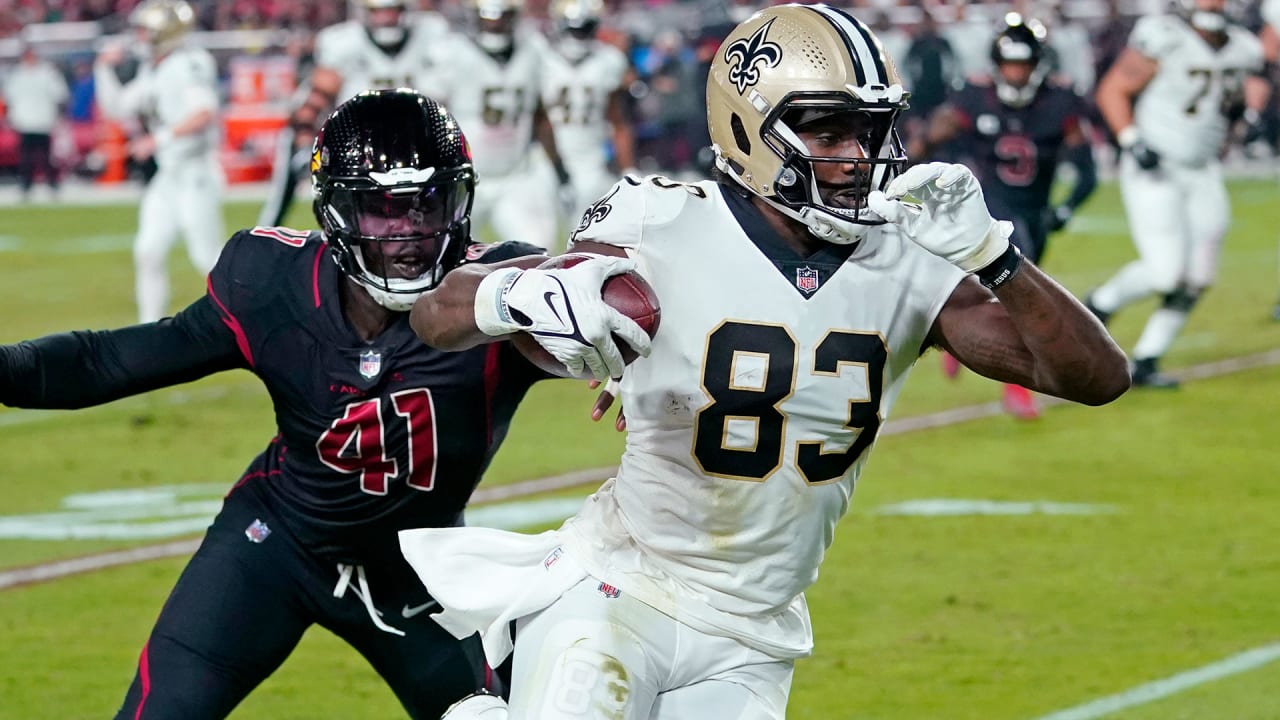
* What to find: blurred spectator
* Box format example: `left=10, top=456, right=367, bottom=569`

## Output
left=3, top=45, right=70, bottom=197
left=870, top=10, right=911, bottom=73
left=67, top=58, right=97, bottom=122
left=641, top=30, right=701, bottom=172
left=901, top=11, right=957, bottom=124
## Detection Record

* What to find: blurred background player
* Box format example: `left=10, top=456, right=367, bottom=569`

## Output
left=257, top=0, right=448, bottom=228
left=2, top=43, right=69, bottom=201
left=93, top=0, right=224, bottom=323
left=1263, top=0, right=1280, bottom=320
left=1085, top=0, right=1269, bottom=388
left=430, top=0, right=574, bottom=251
left=912, top=14, right=1098, bottom=419
left=539, top=0, right=636, bottom=223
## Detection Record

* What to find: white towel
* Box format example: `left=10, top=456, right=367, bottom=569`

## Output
left=399, top=526, right=586, bottom=666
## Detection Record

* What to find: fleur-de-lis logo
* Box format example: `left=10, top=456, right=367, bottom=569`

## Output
left=571, top=186, right=619, bottom=241
left=724, top=19, right=783, bottom=95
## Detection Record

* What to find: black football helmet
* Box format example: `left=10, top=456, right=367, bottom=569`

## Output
left=312, top=89, right=475, bottom=312
left=990, top=13, right=1049, bottom=109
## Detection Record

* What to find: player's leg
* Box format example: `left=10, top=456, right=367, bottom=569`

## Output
left=506, top=577, right=670, bottom=720
left=112, top=484, right=313, bottom=720
left=134, top=173, right=181, bottom=323
left=1130, top=166, right=1228, bottom=388
left=257, top=125, right=304, bottom=228
left=326, top=556, right=498, bottom=720
left=1086, top=160, right=1186, bottom=321
left=17, top=133, right=38, bottom=196
left=470, top=176, right=501, bottom=244
left=177, top=160, right=227, bottom=275
left=650, top=660, right=793, bottom=720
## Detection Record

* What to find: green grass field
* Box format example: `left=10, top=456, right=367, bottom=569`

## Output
left=1, top=179, right=1279, bottom=719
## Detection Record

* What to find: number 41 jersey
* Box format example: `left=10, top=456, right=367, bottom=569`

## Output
left=564, top=177, right=964, bottom=658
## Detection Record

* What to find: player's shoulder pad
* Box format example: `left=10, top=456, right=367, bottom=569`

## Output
left=1130, top=14, right=1185, bottom=59
left=568, top=174, right=706, bottom=251
left=208, top=227, right=323, bottom=309
left=460, top=241, right=546, bottom=265
left=1225, top=25, right=1265, bottom=65
left=408, top=11, right=449, bottom=37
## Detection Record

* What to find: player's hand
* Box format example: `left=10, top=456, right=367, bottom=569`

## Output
left=128, top=134, right=157, bottom=161
left=473, top=257, right=652, bottom=381
left=867, top=162, right=1012, bottom=273
left=1117, top=126, right=1160, bottom=171
left=95, top=41, right=128, bottom=68
left=1042, top=205, right=1072, bottom=234
left=588, top=378, right=626, bottom=431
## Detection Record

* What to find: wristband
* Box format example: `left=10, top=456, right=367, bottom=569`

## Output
left=975, top=243, right=1023, bottom=290
left=473, top=267, right=525, bottom=336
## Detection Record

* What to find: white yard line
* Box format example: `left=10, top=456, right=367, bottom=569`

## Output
left=1032, top=643, right=1280, bottom=720
left=3, top=347, right=1280, bottom=594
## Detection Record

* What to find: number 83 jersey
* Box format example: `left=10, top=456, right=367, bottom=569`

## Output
left=564, top=177, right=964, bottom=658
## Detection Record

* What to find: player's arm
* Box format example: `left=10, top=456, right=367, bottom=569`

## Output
left=606, top=86, right=637, bottom=173
left=868, top=163, right=1129, bottom=406
left=1044, top=113, right=1098, bottom=232
left=1096, top=46, right=1162, bottom=169
left=533, top=100, right=572, bottom=186
left=0, top=297, right=245, bottom=410
left=291, top=66, right=342, bottom=148
left=92, top=44, right=150, bottom=120
left=906, top=103, right=965, bottom=161
left=930, top=269, right=1128, bottom=404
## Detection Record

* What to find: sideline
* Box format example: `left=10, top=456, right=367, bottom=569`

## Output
left=2, top=347, right=1279, bottom=593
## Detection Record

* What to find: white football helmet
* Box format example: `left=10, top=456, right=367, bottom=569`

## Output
left=468, top=0, right=522, bottom=55
left=707, top=3, right=909, bottom=244
left=357, top=0, right=412, bottom=49
left=551, top=0, right=603, bottom=61
left=1174, top=0, right=1237, bottom=34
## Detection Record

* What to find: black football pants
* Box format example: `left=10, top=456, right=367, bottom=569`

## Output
left=113, top=481, right=494, bottom=720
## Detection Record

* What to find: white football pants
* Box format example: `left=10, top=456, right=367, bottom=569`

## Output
left=135, top=158, right=225, bottom=323
left=509, top=576, right=793, bottom=720
left=472, top=169, right=559, bottom=252
left=1091, top=156, right=1229, bottom=312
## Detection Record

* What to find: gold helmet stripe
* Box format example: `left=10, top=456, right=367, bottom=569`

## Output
left=803, top=5, right=887, bottom=87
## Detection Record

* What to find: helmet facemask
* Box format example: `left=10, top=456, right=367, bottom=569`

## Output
left=725, top=93, right=907, bottom=244
left=361, top=0, right=410, bottom=50
left=318, top=169, right=475, bottom=312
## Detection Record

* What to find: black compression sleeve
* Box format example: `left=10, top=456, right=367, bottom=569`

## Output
left=0, top=295, right=247, bottom=409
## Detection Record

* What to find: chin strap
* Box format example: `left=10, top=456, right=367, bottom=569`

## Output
left=757, top=195, right=872, bottom=245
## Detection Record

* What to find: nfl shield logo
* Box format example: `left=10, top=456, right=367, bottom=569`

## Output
left=796, top=266, right=820, bottom=294
left=359, top=349, right=382, bottom=379
left=245, top=519, right=271, bottom=543
left=598, top=582, right=621, bottom=599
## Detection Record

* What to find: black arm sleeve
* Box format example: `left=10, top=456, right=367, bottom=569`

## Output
left=0, top=295, right=247, bottom=410
left=1061, top=141, right=1098, bottom=212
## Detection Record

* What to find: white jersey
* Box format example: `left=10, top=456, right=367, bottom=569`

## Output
left=314, top=14, right=448, bottom=103
left=562, top=177, right=964, bottom=657
left=1130, top=15, right=1264, bottom=165
left=1264, top=0, right=1280, bottom=29
left=430, top=30, right=547, bottom=178
left=541, top=41, right=628, bottom=166
left=93, top=45, right=220, bottom=170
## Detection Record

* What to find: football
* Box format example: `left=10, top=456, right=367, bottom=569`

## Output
left=509, top=253, right=661, bottom=378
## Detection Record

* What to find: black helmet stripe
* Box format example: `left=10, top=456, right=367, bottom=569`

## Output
left=803, top=5, right=887, bottom=87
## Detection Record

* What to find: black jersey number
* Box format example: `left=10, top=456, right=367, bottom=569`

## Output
left=692, top=321, right=887, bottom=484
left=317, top=388, right=437, bottom=495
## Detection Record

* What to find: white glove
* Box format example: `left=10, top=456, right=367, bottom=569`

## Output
left=867, top=162, right=1013, bottom=273
left=474, top=256, right=652, bottom=381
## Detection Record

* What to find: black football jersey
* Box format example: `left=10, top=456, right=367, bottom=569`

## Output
left=948, top=81, right=1088, bottom=212
left=207, top=227, right=549, bottom=562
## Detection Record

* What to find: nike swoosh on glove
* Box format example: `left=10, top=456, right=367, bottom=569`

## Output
left=473, top=255, right=652, bottom=381
left=867, top=162, right=1013, bottom=273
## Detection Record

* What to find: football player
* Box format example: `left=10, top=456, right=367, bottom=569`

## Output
left=94, top=0, right=224, bottom=324
left=0, top=89, right=646, bottom=720
left=911, top=14, right=1098, bottom=419
left=428, top=0, right=575, bottom=251
left=257, top=0, right=448, bottom=228
left=1086, top=0, right=1270, bottom=387
left=399, top=6, right=1129, bottom=719
left=539, top=0, right=636, bottom=221
left=1262, top=0, right=1280, bottom=320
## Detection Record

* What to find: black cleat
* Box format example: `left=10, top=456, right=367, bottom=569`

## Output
left=1131, top=357, right=1179, bottom=389
left=1084, top=295, right=1112, bottom=326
